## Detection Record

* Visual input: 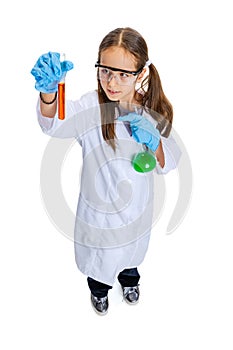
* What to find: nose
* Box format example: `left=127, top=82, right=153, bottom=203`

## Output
left=107, top=73, right=117, bottom=87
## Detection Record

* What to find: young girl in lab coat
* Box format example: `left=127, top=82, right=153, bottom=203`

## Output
left=31, top=27, right=180, bottom=315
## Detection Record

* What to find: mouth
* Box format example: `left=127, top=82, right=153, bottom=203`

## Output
left=107, top=89, right=121, bottom=96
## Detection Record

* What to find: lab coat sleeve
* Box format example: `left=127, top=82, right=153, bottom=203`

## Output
left=155, top=133, right=182, bottom=174
left=37, top=90, right=99, bottom=140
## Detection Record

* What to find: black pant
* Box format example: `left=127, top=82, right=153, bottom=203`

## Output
left=87, top=268, right=140, bottom=298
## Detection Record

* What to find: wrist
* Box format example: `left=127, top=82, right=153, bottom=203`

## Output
left=40, top=92, right=57, bottom=104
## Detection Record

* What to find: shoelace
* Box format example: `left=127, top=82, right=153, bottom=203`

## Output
left=123, top=286, right=139, bottom=297
left=94, top=296, right=108, bottom=304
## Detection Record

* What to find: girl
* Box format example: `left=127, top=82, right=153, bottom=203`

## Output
left=31, top=27, right=181, bottom=315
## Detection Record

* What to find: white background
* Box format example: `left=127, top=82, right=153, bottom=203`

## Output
left=1, top=0, right=233, bottom=349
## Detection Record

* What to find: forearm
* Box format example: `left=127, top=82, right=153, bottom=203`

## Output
left=155, top=134, right=182, bottom=174
left=37, top=95, right=83, bottom=138
left=40, top=92, right=57, bottom=118
left=155, top=141, right=165, bottom=168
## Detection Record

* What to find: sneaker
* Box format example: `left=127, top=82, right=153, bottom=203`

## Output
left=122, top=285, right=140, bottom=305
left=91, top=294, right=109, bottom=315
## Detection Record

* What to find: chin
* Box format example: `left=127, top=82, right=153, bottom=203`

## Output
left=108, top=96, right=120, bottom=102
left=106, top=93, right=120, bottom=102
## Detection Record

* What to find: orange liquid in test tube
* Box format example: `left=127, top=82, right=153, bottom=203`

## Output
left=58, top=82, right=65, bottom=120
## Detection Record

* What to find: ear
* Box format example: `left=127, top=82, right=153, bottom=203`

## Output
left=136, top=68, right=147, bottom=83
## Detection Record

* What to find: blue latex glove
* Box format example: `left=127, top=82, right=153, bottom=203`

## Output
left=30, top=52, right=74, bottom=93
left=118, top=113, right=160, bottom=152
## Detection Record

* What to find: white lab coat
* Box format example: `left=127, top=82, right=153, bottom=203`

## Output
left=37, top=90, right=181, bottom=285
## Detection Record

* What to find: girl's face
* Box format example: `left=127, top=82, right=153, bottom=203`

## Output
left=99, top=47, right=146, bottom=104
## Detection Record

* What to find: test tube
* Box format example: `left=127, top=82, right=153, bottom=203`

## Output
left=58, top=53, right=66, bottom=120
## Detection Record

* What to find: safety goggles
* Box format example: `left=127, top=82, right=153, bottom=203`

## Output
left=95, top=63, right=143, bottom=86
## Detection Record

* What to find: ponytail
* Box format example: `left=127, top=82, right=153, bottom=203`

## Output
left=140, top=63, right=173, bottom=137
left=97, top=81, right=117, bottom=151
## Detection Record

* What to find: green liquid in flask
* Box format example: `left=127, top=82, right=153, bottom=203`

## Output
left=132, top=150, right=156, bottom=173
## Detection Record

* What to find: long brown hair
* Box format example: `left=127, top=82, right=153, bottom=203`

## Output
left=97, top=27, right=173, bottom=150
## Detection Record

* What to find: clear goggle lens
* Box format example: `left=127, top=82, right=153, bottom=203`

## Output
left=98, top=67, right=137, bottom=86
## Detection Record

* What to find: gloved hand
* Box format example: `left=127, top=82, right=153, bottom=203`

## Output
left=118, top=113, right=160, bottom=152
left=30, top=52, right=74, bottom=93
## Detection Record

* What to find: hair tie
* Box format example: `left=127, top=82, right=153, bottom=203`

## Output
left=40, top=91, right=57, bottom=104
left=145, top=60, right=152, bottom=67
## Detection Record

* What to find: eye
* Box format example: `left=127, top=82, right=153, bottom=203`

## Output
left=120, top=72, right=130, bottom=79
left=100, top=68, right=110, bottom=75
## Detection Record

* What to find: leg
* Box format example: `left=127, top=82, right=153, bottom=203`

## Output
left=87, top=277, right=112, bottom=298
left=117, top=267, right=140, bottom=287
